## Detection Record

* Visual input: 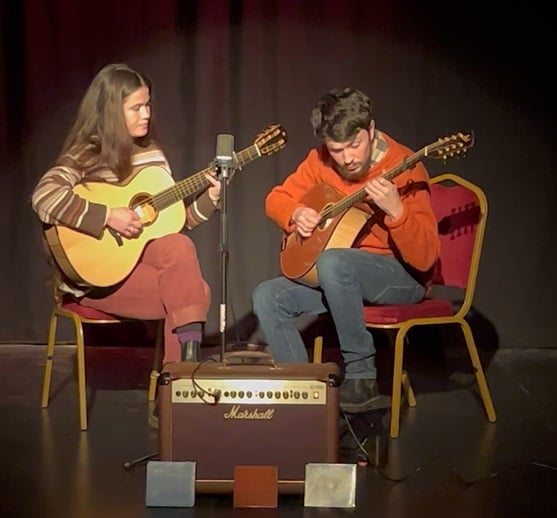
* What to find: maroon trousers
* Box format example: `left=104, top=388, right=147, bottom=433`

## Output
left=80, top=233, right=210, bottom=363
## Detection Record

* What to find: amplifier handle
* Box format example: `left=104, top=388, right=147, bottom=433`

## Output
left=222, top=350, right=277, bottom=367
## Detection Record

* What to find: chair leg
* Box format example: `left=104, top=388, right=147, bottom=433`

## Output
left=400, top=333, right=416, bottom=406
left=313, top=336, right=323, bottom=364
left=148, top=371, right=159, bottom=402
left=71, top=315, right=88, bottom=431
left=41, top=311, right=59, bottom=408
left=389, top=330, right=406, bottom=439
left=401, top=371, right=416, bottom=407
left=460, top=320, right=497, bottom=423
left=148, top=321, right=164, bottom=401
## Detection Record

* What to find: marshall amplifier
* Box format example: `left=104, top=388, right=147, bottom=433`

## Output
left=158, top=352, right=341, bottom=494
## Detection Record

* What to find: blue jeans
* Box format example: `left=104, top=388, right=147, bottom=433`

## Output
left=252, top=249, right=425, bottom=379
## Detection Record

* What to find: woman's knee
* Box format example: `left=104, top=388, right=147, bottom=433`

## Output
left=149, top=233, right=198, bottom=263
left=161, top=233, right=196, bottom=253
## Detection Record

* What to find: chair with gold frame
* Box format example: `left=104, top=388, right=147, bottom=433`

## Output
left=313, top=173, right=497, bottom=438
left=40, top=291, right=163, bottom=431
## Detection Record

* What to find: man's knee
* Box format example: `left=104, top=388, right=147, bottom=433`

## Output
left=252, top=282, right=272, bottom=315
left=316, top=249, right=347, bottom=278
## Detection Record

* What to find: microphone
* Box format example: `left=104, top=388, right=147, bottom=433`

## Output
left=215, top=133, right=235, bottom=169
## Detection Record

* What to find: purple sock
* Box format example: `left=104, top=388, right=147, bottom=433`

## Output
left=177, top=330, right=202, bottom=344
left=174, top=323, right=202, bottom=345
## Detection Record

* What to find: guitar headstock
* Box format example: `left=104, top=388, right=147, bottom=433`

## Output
left=254, top=124, right=288, bottom=156
left=428, top=131, right=475, bottom=161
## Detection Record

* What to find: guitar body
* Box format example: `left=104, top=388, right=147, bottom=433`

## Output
left=279, top=183, right=370, bottom=287
left=45, top=166, right=186, bottom=288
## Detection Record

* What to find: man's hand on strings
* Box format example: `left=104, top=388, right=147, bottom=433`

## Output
left=291, top=207, right=321, bottom=238
left=364, top=177, right=403, bottom=220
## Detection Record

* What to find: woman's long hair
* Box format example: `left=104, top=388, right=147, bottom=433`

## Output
left=57, top=63, right=152, bottom=181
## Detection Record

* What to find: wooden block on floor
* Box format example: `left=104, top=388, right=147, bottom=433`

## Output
left=233, top=465, right=278, bottom=508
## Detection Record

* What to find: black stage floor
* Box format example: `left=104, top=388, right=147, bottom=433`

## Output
left=1, top=340, right=556, bottom=518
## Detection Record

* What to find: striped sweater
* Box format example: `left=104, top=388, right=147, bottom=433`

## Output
left=32, top=143, right=219, bottom=238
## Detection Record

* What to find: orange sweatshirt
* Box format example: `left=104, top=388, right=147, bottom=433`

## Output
left=265, top=131, right=440, bottom=277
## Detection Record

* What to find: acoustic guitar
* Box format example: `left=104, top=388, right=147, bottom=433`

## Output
left=45, top=124, right=287, bottom=288
left=279, top=132, right=474, bottom=287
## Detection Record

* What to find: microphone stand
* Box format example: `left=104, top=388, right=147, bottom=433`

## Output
left=216, top=155, right=235, bottom=363
left=123, top=138, right=235, bottom=472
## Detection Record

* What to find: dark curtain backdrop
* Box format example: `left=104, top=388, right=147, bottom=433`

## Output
left=1, top=1, right=555, bottom=349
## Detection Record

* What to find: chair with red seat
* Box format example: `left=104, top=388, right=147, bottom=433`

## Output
left=313, top=172, right=497, bottom=438
left=40, top=291, right=163, bottom=431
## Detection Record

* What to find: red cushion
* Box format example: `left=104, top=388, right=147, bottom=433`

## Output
left=363, top=298, right=454, bottom=324
left=60, top=295, right=120, bottom=321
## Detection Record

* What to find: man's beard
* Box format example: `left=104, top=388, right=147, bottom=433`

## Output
left=336, top=157, right=371, bottom=183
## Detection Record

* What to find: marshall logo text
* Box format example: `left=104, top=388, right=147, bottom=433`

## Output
left=223, top=405, right=275, bottom=420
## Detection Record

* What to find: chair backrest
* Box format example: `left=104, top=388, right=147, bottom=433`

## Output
left=429, top=173, right=488, bottom=314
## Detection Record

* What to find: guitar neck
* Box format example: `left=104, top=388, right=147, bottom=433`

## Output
left=320, top=147, right=428, bottom=219
left=151, top=144, right=263, bottom=211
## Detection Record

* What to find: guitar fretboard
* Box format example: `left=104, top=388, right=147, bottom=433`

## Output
left=146, top=145, right=262, bottom=211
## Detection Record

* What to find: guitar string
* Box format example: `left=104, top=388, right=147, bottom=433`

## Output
left=153, top=148, right=251, bottom=210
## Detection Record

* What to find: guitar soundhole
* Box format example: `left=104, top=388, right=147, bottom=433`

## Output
left=131, top=193, right=157, bottom=225
left=318, top=203, right=335, bottom=231
left=317, top=218, right=333, bottom=231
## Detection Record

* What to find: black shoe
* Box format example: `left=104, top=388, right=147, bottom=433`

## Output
left=148, top=401, right=159, bottom=429
left=339, top=378, right=390, bottom=413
